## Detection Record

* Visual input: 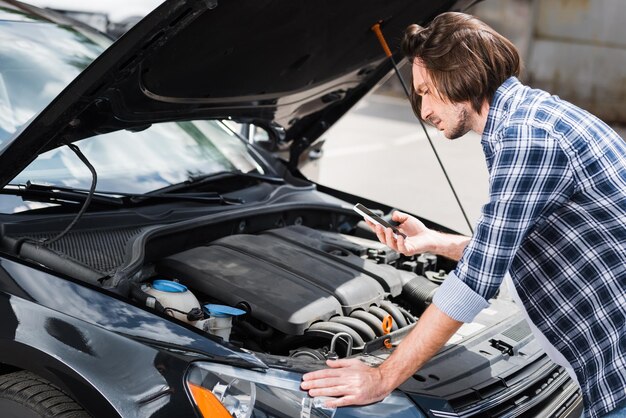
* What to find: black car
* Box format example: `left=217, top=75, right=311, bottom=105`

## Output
left=0, top=1, right=583, bottom=417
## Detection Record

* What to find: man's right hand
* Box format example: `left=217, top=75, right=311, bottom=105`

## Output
left=365, top=210, right=438, bottom=256
left=365, top=210, right=470, bottom=261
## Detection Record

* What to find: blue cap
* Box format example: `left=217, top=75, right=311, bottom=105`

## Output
left=203, top=304, right=246, bottom=318
left=152, top=280, right=188, bottom=293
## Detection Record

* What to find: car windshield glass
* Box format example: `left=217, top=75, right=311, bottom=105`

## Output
left=0, top=18, right=107, bottom=145
left=0, top=15, right=267, bottom=213
left=11, top=120, right=264, bottom=194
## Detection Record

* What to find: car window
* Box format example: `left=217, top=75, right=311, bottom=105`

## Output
left=0, top=20, right=105, bottom=145
left=11, top=120, right=265, bottom=194
left=0, top=17, right=267, bottom=213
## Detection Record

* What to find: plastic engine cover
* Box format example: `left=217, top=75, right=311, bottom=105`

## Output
left=156, top=226, right=404, bottom=335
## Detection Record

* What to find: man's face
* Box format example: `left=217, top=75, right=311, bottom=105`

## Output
left=412, top=60, right=473, bottom=139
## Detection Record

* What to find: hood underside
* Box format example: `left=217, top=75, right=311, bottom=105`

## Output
left=0, top=0, right=465, bottom=186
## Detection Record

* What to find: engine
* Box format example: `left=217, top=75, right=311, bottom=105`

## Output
left=147, top=225, right=445, bottom=359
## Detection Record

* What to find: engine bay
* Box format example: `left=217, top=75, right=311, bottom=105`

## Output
left=0, top=200, right=510, bottom=364
left=2, top=208, right=584, bottom=417
left=141, top=225, right=450, bottom=360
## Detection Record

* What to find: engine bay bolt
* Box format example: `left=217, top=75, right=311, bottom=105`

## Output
left=367, top=249, right=377, bottom=256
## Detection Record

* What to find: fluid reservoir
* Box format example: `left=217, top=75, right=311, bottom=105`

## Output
left=144, top=279, right=201, bottom=324
left=203, top=304, right=246, bottom=341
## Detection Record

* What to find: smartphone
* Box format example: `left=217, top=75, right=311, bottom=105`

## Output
left=353, top=203, right=407, bottom=238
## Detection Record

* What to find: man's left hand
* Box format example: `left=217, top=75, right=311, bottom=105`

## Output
left=300, top=358, right=391, bottom=408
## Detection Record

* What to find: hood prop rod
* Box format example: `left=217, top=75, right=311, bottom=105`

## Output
left=20, top=144, right=98, bottom=248
left=371, top=23, right=474, bottom=235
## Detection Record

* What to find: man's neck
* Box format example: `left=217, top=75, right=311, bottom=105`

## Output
left=471, top=101, right=490, bottom=135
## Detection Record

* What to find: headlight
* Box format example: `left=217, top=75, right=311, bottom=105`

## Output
left=185, top=362, right=336, bottom=418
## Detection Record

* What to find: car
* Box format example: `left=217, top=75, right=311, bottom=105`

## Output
left=0, top=1, right=584, bottom=417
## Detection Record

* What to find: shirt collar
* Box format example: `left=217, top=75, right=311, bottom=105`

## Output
left=482, top=76, right=524, bottom=144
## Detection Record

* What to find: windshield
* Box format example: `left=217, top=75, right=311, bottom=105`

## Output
left=0, top=16, right=107, bottom=143
left=0, top=9, right=267, bottom=213
left=12, top=120, right=264, bottom=193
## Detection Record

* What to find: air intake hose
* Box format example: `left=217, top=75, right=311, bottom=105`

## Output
left=401, top=274, right=438, bottom=314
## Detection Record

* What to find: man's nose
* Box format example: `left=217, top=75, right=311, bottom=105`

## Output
left=420, top=97, right=432, bottom=121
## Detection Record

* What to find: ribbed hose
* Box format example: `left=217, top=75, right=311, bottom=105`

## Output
left=368, top=306, right=399, bottom=331
left=396, top=305, right=417, bottom=324
left=350, top=310, right=384, bottom=336
left=402, top=275, right=438, bottom=314
left=379, top=301, right=408, bottom=328
left=306, top=321, right=365, bottom=349
left=330, top=316, right=376, bottom=341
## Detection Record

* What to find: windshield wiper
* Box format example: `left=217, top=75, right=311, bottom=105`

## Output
left=150, top=170, right=285, bottom=195
left=2, top=182, right=243, bottom=208
left=1, top=183, right=124, bottom=207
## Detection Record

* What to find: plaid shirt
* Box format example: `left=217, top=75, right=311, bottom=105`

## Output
left=432, top=77, right=626, bottom=418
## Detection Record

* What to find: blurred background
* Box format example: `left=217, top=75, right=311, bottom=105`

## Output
left=24, top=0, right=626, bottom=235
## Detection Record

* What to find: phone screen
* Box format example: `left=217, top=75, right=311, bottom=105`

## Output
left=353, top=203, right=407, bottom=238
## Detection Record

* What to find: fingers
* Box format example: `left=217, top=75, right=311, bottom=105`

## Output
left=364, top=220, right=401, bottom=251
left=301, top=362, right=388, bottom=408
left=301, top=367, right=354, bottom=398
left=369, top=224, right=387, bottom=246
left=324, top=395, right=360, bottom=408
left=396, top=234, right=407, bottom=254
left=364, top=221, right=381, bottom=237
left=301, top=377, right=348, bottom=393
left=365, top=220, right=385, bottom=241
left=301, top=359, right=362, bottom=383
left=392, top=210, right=408, bottom=223
left=326, top=358, right=362, bottom=368
left=383, top=226, right=399, bottom=251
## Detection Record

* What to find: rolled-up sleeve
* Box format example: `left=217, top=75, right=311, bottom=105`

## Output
left=432, top=270, right=490, bottom=322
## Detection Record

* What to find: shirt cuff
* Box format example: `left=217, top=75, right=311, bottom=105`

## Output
left=432, top=271, right=490, bottom=323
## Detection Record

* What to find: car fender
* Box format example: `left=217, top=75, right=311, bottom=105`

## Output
left=0, top=256, right=256, bottom=417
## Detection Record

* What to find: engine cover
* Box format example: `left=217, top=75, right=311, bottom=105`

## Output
left=156, top=226, right=406, bottom=335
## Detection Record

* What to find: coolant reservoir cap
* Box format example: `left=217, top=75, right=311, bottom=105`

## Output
left=152, top=279, right=188, bottom=293
left=203, top=304, right=246, bottom=318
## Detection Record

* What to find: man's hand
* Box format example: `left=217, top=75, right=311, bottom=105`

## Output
left=300, top=305, right=464, bottom=409
left=300, top=358, right=391, bottom=408
left=365, top=210, right=438, bottom=256
left=365, top=210, right=470, bottom=261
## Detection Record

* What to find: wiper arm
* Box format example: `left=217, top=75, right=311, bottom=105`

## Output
left=125, top=192, right=242, bottom=206
left=1, top=183, right=124, bottom=207
left=151, top=170, right=285, bottom=195
left=2, top=182, right=243, bottom=208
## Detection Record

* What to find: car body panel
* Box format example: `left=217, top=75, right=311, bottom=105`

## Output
left=0, top=256, right=263, bottom=417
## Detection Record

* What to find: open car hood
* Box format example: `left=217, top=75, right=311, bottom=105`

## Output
left=0, top=0, right=473, bottom=186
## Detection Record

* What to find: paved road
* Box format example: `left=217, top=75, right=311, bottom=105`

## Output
left=302, top=93, right=490, bottom=236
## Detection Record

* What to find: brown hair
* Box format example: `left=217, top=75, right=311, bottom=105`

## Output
left=401, top=12, right=521, bottom=117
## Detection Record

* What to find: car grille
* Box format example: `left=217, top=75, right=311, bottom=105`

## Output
left=430, top=354, right=582, bottom=417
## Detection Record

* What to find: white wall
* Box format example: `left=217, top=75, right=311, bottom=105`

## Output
left=471, top=0, right=626, bottom=123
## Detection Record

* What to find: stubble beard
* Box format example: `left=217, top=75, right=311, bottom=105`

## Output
left=444, top=107, right=472, bottom=140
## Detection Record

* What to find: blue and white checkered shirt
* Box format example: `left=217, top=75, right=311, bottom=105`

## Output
left=432, top=77, right=626, bottom=418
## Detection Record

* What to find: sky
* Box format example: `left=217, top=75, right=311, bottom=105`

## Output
left=23, top=0, right=163, bottom=21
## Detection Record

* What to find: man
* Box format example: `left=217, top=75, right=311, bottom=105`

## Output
left=301, top=12, right=626, bottom=418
